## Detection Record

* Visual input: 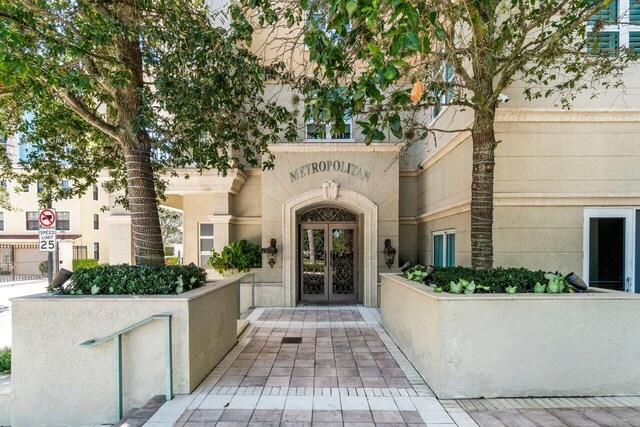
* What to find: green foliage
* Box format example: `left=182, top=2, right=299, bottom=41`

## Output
left=165, top=256, right=179, bottom=266
left=0, top=347, right=10, bottom=374
left=0, top=0, right=297, bottom=203
left=159, top=208, right=182, bottom=249
left=38, top=261, right=47, bottom=275
left=0, top=0, right=297, bottom=266
left=404, top=265, right=574, bottom=294
left=545, top=272, right=568, bottom=293
left=72, top=259, right=99, bottom=271
left=405, top=265, right=428, bottom=282
left=208, top=240, right=262, bottom=274
left=60, top=264, right=206, bottom=295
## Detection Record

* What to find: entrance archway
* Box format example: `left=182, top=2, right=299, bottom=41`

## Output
left=282, top=188, right=378, bottom=307
left=299, top=207, right=358, bottom=302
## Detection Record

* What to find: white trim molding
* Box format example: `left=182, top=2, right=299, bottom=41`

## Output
left=496, top=108, right=640, bottom=123
left=282, top=188, right=378, bottom=307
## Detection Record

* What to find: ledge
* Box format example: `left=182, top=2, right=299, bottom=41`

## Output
left=11, top=274, right=245, bottom=303
left=380, top=273, right=640, bottom=301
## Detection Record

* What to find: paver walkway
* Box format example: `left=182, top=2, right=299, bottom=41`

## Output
left=143, top=306, right=477, bottom=426
left=142, top=306, right=640, bottom=427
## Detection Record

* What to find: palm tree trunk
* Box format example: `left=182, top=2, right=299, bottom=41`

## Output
left=470, top=109, right=497, bottom=269
left=123, top=143, right=165, bottom=266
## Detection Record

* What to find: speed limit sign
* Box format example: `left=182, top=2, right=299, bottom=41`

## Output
left=38, top=208, right=57, bottom=252
left=39, top=228, right=56, bottom=252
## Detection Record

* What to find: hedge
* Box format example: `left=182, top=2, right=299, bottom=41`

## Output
left=72, top=258, right=99, bottom=271
left=404, top=265, right=572, bottom=294
left=60, top=264, right=206, bottom=295
left=0, top=347, right=10, bottom=374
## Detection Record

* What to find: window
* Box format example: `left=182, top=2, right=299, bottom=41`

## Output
left=93, top=242, right=100, bottom=261
left=199, top=223, right=214, bottom=267
left=433, top=230, right=455, bottom=267
left=26, top=211, right=38, bottom=230
left=0, top=212, right=4, bottom=231
left=37, top=181, right=45, bottom=194
left=587, top=0, right=640, bottom=54
left=92, top=184, right=99, bottom=201
left=93, top=214, right=99, bottom=230
left=305, top=111, right=353, bottom=141
left=56, top=211, right=70, bottom=231
left=21, top=183, right=29, bottom=192
left=0, top=179, right=6, bottom=189
left=432, top=63, right=455, bottom=120
left=61, top=179, right=70, bottom=195
left=305, top=1, right=351, bottom=47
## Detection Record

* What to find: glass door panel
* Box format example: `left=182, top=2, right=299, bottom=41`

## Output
left=589, top=217, right=625, bottom=290
left=300, top=225, right=328, bottom=300
left=584, top=208, right=635, bottom=292
left=330, top=226, right=356, bottom=300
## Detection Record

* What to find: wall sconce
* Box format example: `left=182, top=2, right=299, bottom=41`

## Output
left=262, top=238, right=278, bottom=268
left=383, top=239, right=396, bottom=269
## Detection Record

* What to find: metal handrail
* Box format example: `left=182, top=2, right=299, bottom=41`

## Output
left=81, top=314, right=173, bottom=422
left=237, top=272, right=256, bottom=319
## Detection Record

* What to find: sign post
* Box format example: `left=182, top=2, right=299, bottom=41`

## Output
left=38, top=206, right=57, bottom=285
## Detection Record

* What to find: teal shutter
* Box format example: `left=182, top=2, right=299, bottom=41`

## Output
left=433, top=234, right=444, bottom=267
left=630, top=0, right=640, bottom=24
left=446, top=233, right=456, bottom=267
left=630, top=32, right=640, bottom=53
left=587, top=31, right=619, bottom=54
left=588, top=0, right=618, bottom=25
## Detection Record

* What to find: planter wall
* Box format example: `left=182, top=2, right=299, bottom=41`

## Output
left=10, top=276, right=240, bottom=427
left=380, top=273, right=640, bottom=399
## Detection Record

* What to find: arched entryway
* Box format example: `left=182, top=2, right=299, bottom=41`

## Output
left=282, top=187, right=378, bottom=307
left=299, top=207, right=358, bottom=302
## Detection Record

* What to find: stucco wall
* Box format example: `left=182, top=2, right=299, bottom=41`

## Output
left=409, top=113, right=640, bottom=274
left=10, top=279, right=239, bottom=427
left=381, top=273, right=640, bottom=399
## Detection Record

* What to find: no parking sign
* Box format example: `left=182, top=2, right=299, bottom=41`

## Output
left=38, top=208, right=57, bottom=252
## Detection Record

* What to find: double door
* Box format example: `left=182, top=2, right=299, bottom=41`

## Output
left=300, top=223, right=357, bottom=302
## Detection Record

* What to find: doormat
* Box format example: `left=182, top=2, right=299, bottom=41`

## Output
left=281, top=337, right=303, bottom=344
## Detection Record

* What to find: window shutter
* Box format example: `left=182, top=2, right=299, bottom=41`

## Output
left=433, top=234, right=444, bottom=267
left=588, top=0, right=619, bottom=25
left=630, top=0, right=640, bottom=24
left=630, top=32, right=640, bottom=53
left=446, top=233, right=456, bottom=267
left=587, top=31, right=619, bottom=54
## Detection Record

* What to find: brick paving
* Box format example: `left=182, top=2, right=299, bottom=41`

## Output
left=140, top=306, right=640, bottom=427
left=142, top=306, right=474, bottom=426
left=452, top=397, right=640, bottom=426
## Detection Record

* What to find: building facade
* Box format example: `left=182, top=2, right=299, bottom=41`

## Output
left=99, top=0, right=640, bottom=306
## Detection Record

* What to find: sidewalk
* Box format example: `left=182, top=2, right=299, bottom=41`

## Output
left=0, top=279, right=48, bottom=347
left=142, top=306, right=476, bottom=426
left=137, top=306, right=640, bottom=427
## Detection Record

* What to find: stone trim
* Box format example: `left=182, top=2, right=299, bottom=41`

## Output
left=165, top=169, right=247, bottom=195
left=496, top=107, right=640, bottom=123
left=282, top=188, right=378, bottom=307
left=269, top=143, right=403, bottom=152
left=405, top=193, right=640, bottom=224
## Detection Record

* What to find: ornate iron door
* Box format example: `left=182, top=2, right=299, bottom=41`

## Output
left=300, top=224, right=329, bottom=301
left=329, top=225, right=357, bottom=301
left=299, top=222, right=357, bottom=302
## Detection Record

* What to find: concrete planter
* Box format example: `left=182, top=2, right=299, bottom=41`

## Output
left=380, top=273, right=640, bottom=399
left=9, top=276, right=241, bottom=427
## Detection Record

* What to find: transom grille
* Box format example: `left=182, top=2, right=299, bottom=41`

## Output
left=299, top=207, right=356, bottom=223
